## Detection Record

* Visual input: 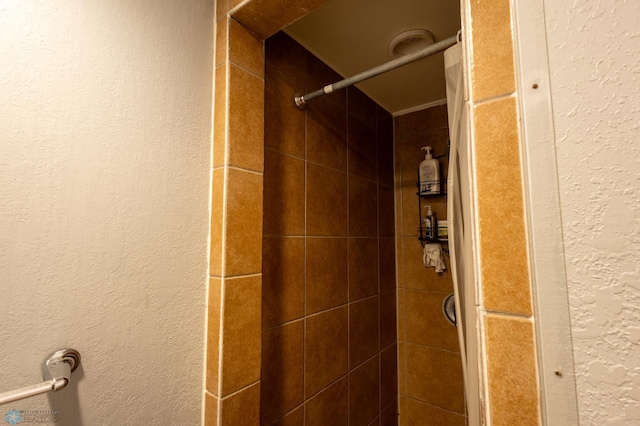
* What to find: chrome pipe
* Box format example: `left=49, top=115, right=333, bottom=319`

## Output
left=294, top=33, right=459, bottom=109
left=0, top=349, right=81, bottom=405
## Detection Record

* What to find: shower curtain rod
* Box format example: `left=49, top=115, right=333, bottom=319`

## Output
left=294, top=32, right=460, bottom=109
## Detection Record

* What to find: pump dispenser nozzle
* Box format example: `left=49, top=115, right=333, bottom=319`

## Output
left=421, top=146, right=433, bottom=159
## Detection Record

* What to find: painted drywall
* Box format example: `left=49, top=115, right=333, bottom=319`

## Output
left=0, top=1, right=212, bottom=424
left=543, top=1, right=640, bottom=424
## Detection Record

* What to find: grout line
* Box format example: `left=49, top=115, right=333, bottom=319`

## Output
left=396, top=125, right=450, bottom=139
left=345, top=91, right=351, bottom=426
left=404, top=340, right=462, bottom=355
left=473, top=91, right=516, bottom=107
left=229, top=60, right=265, bottom=82
left=303, top=96, right=308, bottom=409
left=483, top=309, right=533, bottom=320
left=218, top=379, right=260, bottom=401
left=227, top=164, right=264, bottom=176
left=404, top=395, right=467, bottom=417
left=223, top=272, right=262, bottom=281
left=270, top=402, right=304, bottom=425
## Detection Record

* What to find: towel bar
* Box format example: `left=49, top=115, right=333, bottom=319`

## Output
left=0, top=349, right=81, bottom=405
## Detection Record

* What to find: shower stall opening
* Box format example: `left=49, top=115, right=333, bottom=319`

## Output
left=260, top=4, right=477, bottom=422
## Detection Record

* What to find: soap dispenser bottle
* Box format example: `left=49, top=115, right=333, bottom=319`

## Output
left=419, top=146, right=440, bottom=195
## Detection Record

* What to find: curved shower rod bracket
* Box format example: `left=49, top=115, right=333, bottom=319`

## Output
left=294, top=32, right=461, bottom=109
left=0, top=348, right=81, bottom=405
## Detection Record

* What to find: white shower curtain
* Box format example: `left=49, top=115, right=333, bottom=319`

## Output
left=445, top=43, right=480, bottom=426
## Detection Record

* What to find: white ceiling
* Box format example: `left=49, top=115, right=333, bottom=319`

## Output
left=284, top=0, right=461, bottom=114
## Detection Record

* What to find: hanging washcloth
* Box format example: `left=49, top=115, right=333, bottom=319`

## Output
left=423, top=243, right=446, bottom=273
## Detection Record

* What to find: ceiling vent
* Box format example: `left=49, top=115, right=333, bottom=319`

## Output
left=388, top=29, right=435, bottom=58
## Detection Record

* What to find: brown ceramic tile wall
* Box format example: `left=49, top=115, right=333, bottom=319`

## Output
left=261, top=31, right=397, bottom=425
left=393, top=105, right=466, bottom=424
left=206, top=9, right=265, bottom=425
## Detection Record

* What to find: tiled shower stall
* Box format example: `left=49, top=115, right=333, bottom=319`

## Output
left=206, top=0, right=540, bottom=424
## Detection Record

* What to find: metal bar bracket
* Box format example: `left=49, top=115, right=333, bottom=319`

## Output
left=0, top=349, right=81, bottom=405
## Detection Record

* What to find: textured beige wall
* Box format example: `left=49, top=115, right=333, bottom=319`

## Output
left=0, top=1, right=212, bottom=423
left=544, top=0, right=640, bottom=424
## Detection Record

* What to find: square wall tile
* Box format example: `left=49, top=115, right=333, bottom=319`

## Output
left=207, top=277, right=222, bottom=393
left=261, top=321, right=304, bottom=424
left=348, top=86, right=377, bottom=129
left=307, top=94, right=347, bottom=171
left=349, top=175, right=379, bottom=237
left=348, top=115, right=378, bottom=182
left=394, top=138, right=403, bottom=189
left=216, top=0, right=229, bottom=20
left=265, top=64, right=306, bottom=158
left=405, top=343, right=464, bottom=414
left=381, top=399, right=399, bottom=426
left=265, top=32, right=307, bottom=83
left=399, top=186, right=419, bottom=238
left=398, top=342, right=406, bottom=395
left=394, top=104, right=448, bottom=138
left=224, top=167, right=263, bottom=276
left=272, top=406, right=304, bottom=426
left=349, top=238, right=379, bottom=301
left=474, top=97, right=531, bottom=315
left=394, top=237, right=404, bottom=289
left=405, top=397, right=465, bottom=426
left=228, top=18, right=264, bottom=78
left=306, top=53, right=346, bottom=107
left=228, top=64, right=264, bottom=173
left=484, top=314, right=539, bottom=426
left=307, top=163, right=348, bottom=236
left=379, top=290, right=397, bottom=349
left=220, top=381, right=260, bottom=426
left=349, top=296, right=380, bottom=368
left=380, top=344, right=398, bottom=409
left=262, top=237, right=305, bottom=329
left=264, top=149, right=305, bottom=236
left=397, top=289, right=405, bottom=342
left=205, top=391, right=219, bottom=426
left=306, top=237, right=348, bottom=314
left=378, top=186, right=395, bottom=238
left=304, top=376, right=348, bottom=426
left=349, top=355, right=380, bottom=426
left=216, top=16, right=229, bottom=67
left=213, top=64, right=228, bottom=169
left=400, top=238, right=453, bottom=294
left=469, top=0, right=516, bottom=101
left=210, top=168, right=225, bottom=277
left=394, top=187, right=403, bottom=236
left=305, top=306, right=349, bottom=397
left=404, top=290, right=459, bottom=352
left=398, top=395, right=407, bottom=426
left=220, top=275, right=262, bottom=396
left=232, top=0, right=329, bottom=40
left=379, top=238, right=397, bottom=293
left=377, top=107, right=394, bottom=187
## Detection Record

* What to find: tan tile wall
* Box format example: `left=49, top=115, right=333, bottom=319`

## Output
left=260, top=31, right=398, bottom=426
left=467, top=0, right=540, bottom=423
left=394, top=106, right=466, bottom=426
left=206, top=7, right=265, bottom=425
